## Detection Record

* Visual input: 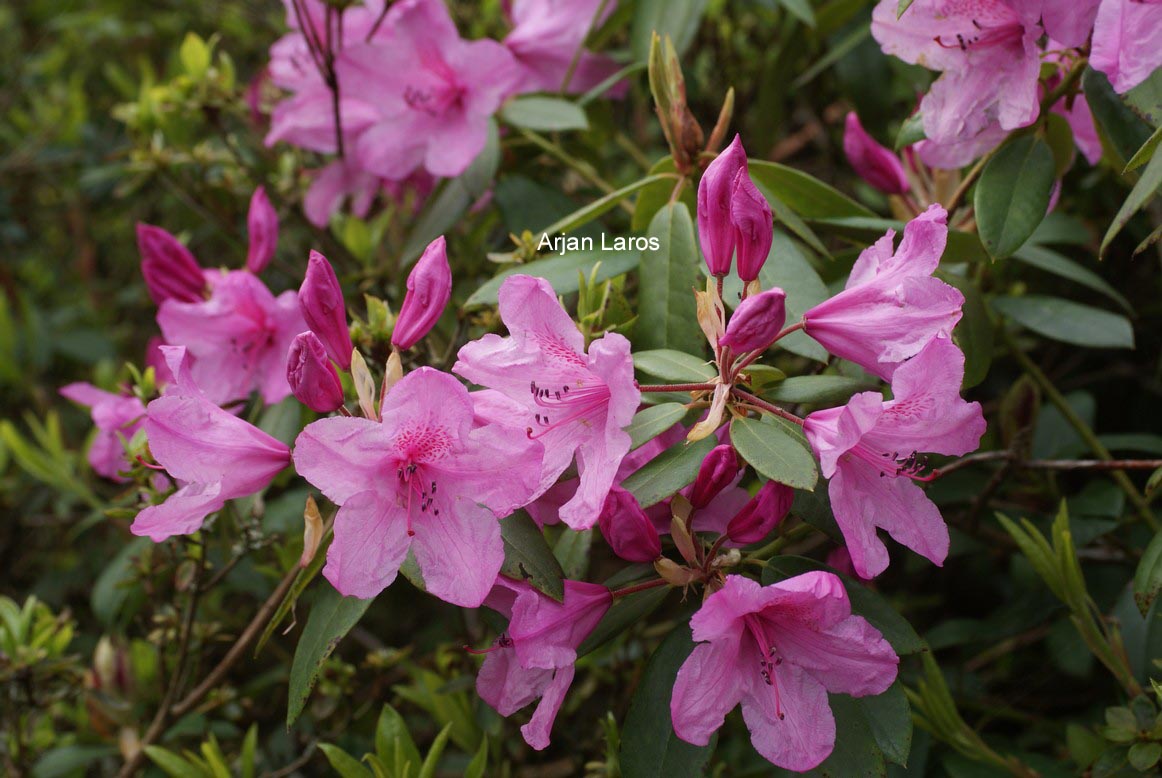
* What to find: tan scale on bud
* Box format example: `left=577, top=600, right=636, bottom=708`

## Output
left=695, top=276, right=725, bottom=350
left=670, top=514, right=699, bottom=566
left=654, top=557, right=698, bottom=587
left=687, top=382, right=729, bottom=442
left=300, top=494, right=324, bottom=568
left=382, top=349, right=404, bottom=400
left=350, top=348, right=378, bottom=421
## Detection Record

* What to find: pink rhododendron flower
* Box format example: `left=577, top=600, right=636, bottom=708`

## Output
left=1035, top=0, right=1102, bottom=48
left=475, top=576, right=611, bottom=750
left=293, top=367, right=543, bottom=606
left=345, top=0, right=522, bottom=180
left=392, top=236, right=452, bottom=351
left=132, top=347, right=292, bottom=541
left=454, top=274, right=639, bottom=530
left=671, top=573, right=898, bottom=771
left=157, top=270, right=306, bottom=406
left=802, top=204, right=963, bottom=380
left=843, top=112, right=910, bottom=195
left=136, top=224, right=207, bottom=305
left=59, top=383, right=147, bottom=482
left=503, top=0, right=622, bottom=94
left=246, top=186, right=279, bottom=274
left=803, top=337, right=986, bottom=579
left=1090, top=0, right=1162, bottom=93
left=871, top=0, right=1042, bottom=167
left=302, top=159, right=384, bottom=228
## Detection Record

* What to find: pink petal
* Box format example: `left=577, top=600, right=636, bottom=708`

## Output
left=740, top=662, right=835, bottom=771
left=520, top=664, right=574, bottom=751
left=410, top=496, right=504, bottom=607
left=131, top=482, right=225, bottom=541
left=323, top=490, right=411, bottom=600
left=670, top=640, right=746, bottom=746
left=476, top=648, right=553, bottom=716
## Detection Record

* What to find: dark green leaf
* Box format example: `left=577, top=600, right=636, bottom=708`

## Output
left=579, top=585, right=670, bottom=656
left=636, top=203, right=705, bottom=354
left=730, top=416, right=818, bottom=491
left=554, top=528, right=592, bottom=580
left=763, top=375, right=875, bottom=406
left=287, top=586, right=373, bottom=726
left=938, top=272, right=994, bottom=389
left=632, top=157, right=694, bottom=232
left=630, top=0, right=709, bottom=60
left=974, top=135, right=1056, bottom=259
left=777, top=0, right=815, bottom=26
left=750, top=160, right=876, bottom=219
left=501, top=511, right=566, bottom=602
left=627, top=403, right=688, bottom=450
left=633, top=349, right=716, bottom=382
left=92, top=537, right=149, bottom=627
left=31, top=745, right=118, bottom=778
left=991, top=296, right=1134, bottom=349
left=1102, top=137, right=1162, bottom=256
left=1012, top=245, right=1133, bottom=313
left=318, top=744, right=373, bottom=778
left=859, top=683, right=912, bottom=767
left=501, top=97, right=588, bottom=131
left=1083, top=67, right=1153, bottom=164
left=465, top=249, right=639, bottom=308
left=1134, top=531, right=1162, bottom=617
left=541, top=174, right=675, bottom=238
left=766, top=190, right=830, bottom=257
left=623, top=435, right=716, bottom=507
left=808, top=695, right=886, bottom=777
left=619, top=625, right=716, bottom=778
left=1123, top=123, right=1162, bottom=173
left=895, top=113, right=925, bottom=150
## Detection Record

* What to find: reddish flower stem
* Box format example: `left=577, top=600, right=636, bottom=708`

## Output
left=636, top=382, right=718, bottom=393
left=610, top=578, right=669, bottom=599
left=730, top=387, right=804, bottom=426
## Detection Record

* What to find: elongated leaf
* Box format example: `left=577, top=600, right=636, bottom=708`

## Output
left=1134, top=531, right=1162, bottom=616
left=419, top=723, right=453, bottom=778
left=375, top=704, right=422, bottom=774
left=630, top=0, right=708, bottom=60
left=579, top=585, right=670, bottom=656
left=1012, top=245, right=1133, bottom=313
left=619, top=625, right=716, bottom=778
left=1084, top=67, right=1153, bottom=164
left=974, top=135, right=1056, bottom=259
left=750, top=160, right=875, bottom=219
left=636, top=203, right=705, bottom=354
left=1124, top=123, right=1162, bottom=173
left=809, top=695, right=886, bottom=778
left=627, top=403, right=688, bottom=449
left=501, top=96, right=588, bottom=131
left=859, top=682, right=912, bottom=767
left=777, top=0, right=815, bottom=26
left=765, top=189, right=829, bottom=257
left=763, top=375, right=874, bottom=405
left=465, top=249, right=639, bottom=308
left=632, top=157, right=694, bottom=232
left=540, top=174, right=673, bottom=239
left=991, top=296, right=1134, bottom=349
left=287, top=586, right=373, bottom=726
left=318, top=745, right=372, bottom=778
left=143, top=746, right=206, bottom=778
left=731, top=416, right=818, bottom=491
left=501, top=511, right=565, bottom=601
left=1102, top=139, right=1162, bottom=256
left=633, top=349, right=716, bottom=382
left=938, top=272, right=994, bottom=389
left=623, top=435, right=716, bottom=507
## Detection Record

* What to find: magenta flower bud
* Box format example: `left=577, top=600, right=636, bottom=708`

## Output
left=299, top=250, right=353, bottom=370
left=690, top=444, right=740, bottom=509
left=391, top=236, right=452, bottom=351
left=697, top=134, right=747, bottom=277
left=730, top=170, right=773, bottom=283
left=843, top=113, right=910, bottom=196
left=287, top=332, right=344, bottom=413
left=246, top=186, right=279, bottom=274
left=598, top=486, right=662, bottom=563
left=136, top=223, right=206, bottom=305
left=727, top=480, right=793, bottom=544
left=718, top=288, right=787, bottom=353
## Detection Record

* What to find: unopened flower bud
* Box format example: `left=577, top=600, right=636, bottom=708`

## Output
left=690, top=444, right=740, bottom=509
left=598, top=486, right=662, bottom=562
left=391, top=236, right=452, bottom=351
left=697, top=135, right=747, bottom=276
left=299, top=250, right=353, bottom=369
left=843, top=112, right=910, bottom=196
left=727, top=480, right=793, bottom=544
left=718, top=288, right=787, bottom=353
left=287, top=332, right=344, bottom=412
left=92, top=636, right=133, bottom=696
left=731, top=170, right=773, bottom=283
left=136, top=223, right=207, bottom=304
left=246, top=186, right=279, bottom=273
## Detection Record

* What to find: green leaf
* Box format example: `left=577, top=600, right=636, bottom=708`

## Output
left=619, top=625, right=716, bottom=778
left=501, top=511, right=566, bottom=602
left=766, top=190, right=829, bottom=256
left=579, top=585, right=670, bottom=656
left=762, top=375, right=874, bottom=406
left=897, top=0, right=916, bottom=17
left=938, top=272, right=994, bottom=389
left=31, top=745, right=118, bottom=778
left=318, top=744, right=373, bottom=778
left=730, top=416, right=818, bottom=491
left=179, top=33, right=211, bottom=79
left=991, top=296, right=1134, bottom=349
left=749, top=160, right=876, bottom=219
left=419, top=722, right=453, bottom=778
left=375, top=703, right=422, bottom=775
left=286, top=586, right=373, bottom=727
left=464, top=738, right=489, bottom=778
left=554, top=528, right=592, bottom=580
left=501, top=96, right=588, bottom=131
left=92, top=537, right=149, bottom=627
left=143, top=746, right=208, bottom=778
left=1124, top=123, right=1162, bottom=173
left=1129, top=742, right=1162, bottom=771
left=630, top=0, right=709, bottom=60
left=401, top=181, right=472, bottom=265
left=1012, top=245, right=1133, bottom=313
left=1102, top=137, right=1162, bottom=256
left=632, top=157, right=695, bottom=231
left=541, top=173, right=674, bottom=238
left=627, top=403, right=688, bottom=450
left=636, top=203, right=705, bottom=354
left=1084, top=67, right=1153, bottom=164
left=974, top=135, right=1056, bottom=259
left=809, top=217, right=990, bottom=265
left=859, top=682, right=912, bottom=767
left=807, top=695, right=886, bottom=778
left=777, top=0, right=815, bottom=26
left=1124, top=67, right=1162, bottom=127
left=240, top=725, right=257, bottom=778
left=459, top=119, right=501, bottom=199
left=465, top=249, right=639, bottom=308
left=1134, top=531, right=1162, bottom=617
left=895, top=113, right=925, bottom=150
left=633, top=349, right=716, bottom=382
left=623, top=435, right=716, bottom=507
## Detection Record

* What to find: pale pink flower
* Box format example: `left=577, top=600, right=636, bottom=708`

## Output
left=503, top=0, right=622, bottom=94
left=132, top=347, right=291, bottom=541
left=671, top=573, right=898, bottom=771
left=803, top=337, right=986, bottom=579
left=454, top=275, right=639, bottom=530
left=292, top=367, right=543, bottom=606
left=802, top=205, right=963, bottom=380
left=1090, top=0, right=1162, bottom=93
left=157, top=270, right=306, bottom=406
left=475, top=576, right=611, bottom=750
left=59, top=384, right=147, bottom=482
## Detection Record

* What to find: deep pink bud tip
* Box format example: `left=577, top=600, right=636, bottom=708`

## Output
left=392, top=236, right=452, bottom=351
left=697, top=134, right=748, bottom=277
left=136, top=223, right=207, bottom=305
left=299, top=250, right=353, bottom=370
left=727, top=480, right=793, bottom=544
left=598, top=486, right=662, bottom=563
left=246, top=186, right=279, bottom=274
left=719, top=288, right=787, bottom=354
left=843, top=113, right=910, bottom=196
left=690, top=444, right=741, bottom=509
left=287, top=331, right=345, bottom=413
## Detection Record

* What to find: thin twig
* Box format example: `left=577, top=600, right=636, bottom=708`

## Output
left=730, top=387, right=804, bottom=426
